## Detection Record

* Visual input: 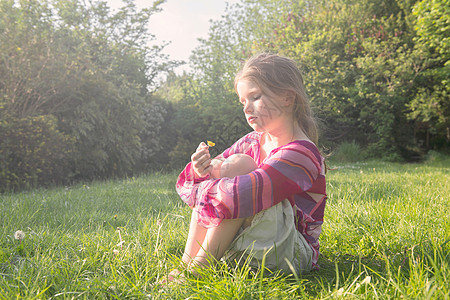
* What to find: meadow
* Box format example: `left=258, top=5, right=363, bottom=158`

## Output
left=1, top=157, right=449, bottom=299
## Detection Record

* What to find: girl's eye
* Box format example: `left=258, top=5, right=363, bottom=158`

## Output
left=253, top=94, right=261, bottom=100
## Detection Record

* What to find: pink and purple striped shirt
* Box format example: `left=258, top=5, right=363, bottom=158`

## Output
left=176, top=131, right=327, bottom=266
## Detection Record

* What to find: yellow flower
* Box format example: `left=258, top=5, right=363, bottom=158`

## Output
left=207, top=140, right=215, bottom=147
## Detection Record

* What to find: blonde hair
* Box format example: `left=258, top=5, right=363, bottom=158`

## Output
left=234, top=53, right=318, bottom=145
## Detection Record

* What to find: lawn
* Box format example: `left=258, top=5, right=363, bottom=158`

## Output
left=1, top=158, right=449, bottom=299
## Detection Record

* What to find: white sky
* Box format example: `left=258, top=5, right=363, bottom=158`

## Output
left=106, top=0, right=239, bottom=73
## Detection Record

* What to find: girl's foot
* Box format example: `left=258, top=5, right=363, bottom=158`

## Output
left=157, top=269, right=186, bottom=286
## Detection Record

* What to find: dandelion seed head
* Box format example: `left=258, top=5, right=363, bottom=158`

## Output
left=14, top=230, right=25, bottom=241
left=362, top=276, right=371, bottom=284
left=336, top=287, right=344, bottom=296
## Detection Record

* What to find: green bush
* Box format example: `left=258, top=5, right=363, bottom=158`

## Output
left=0, top=115, right=74, bottom=192
left=426, top=150, right=450, bottom=165
left=332, top=141, right=366, bottom=163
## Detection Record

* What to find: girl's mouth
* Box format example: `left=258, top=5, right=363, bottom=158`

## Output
left=247, top=116, right=257, bottom=123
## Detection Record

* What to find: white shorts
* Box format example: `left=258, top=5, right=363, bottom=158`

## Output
left=223, top=199, right=314, bottom=274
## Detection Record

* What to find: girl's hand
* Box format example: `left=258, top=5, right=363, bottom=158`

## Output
left=191, top=142, right=213, bottom=178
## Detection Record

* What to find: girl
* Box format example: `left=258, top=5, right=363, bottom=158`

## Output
left=173, top=53, right=326, bottom=281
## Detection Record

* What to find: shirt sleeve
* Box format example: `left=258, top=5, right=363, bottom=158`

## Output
left=176, top=141, right=322, bottom=228
left=175, top=133, right=256, bottom=208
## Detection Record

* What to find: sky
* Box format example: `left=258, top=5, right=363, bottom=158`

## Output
left=106, top=0, right=239, bottom=73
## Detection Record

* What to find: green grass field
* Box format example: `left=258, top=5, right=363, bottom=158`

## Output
left=1, top=158, right=449, bottom=299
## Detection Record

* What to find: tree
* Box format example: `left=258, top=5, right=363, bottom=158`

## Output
left=163, top=0, right=296, bottom=163
left=407, top=0, right=450, bottom=149
left=252, top=0, right=428, bottom=159
left=158, top=0, right=447, bottom=162
left=0, top=0, right=172, bottom=189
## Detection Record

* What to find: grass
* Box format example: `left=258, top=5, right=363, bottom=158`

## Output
left=0, top=158, right=449, bottom=299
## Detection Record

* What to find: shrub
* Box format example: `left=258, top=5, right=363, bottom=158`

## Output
left=426, top=150, right=450, bottom=165
left=332, top=141, right=366, bottom=163
left=137, top=98, right=173, bottom=172
left=0, top=115, right=74, bottom=192
left=168, top=137, right=197, bottom=170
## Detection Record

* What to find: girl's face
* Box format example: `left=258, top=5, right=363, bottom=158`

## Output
left=236, top=79, right=289, bottom=133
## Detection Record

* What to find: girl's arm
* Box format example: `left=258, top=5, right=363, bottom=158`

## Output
left=176, top=141, right=322, bottom=227
left=176, top=132, right=259, bottom=208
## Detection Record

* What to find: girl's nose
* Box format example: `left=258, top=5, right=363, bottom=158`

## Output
left=243, top=101, right=252, bottom=113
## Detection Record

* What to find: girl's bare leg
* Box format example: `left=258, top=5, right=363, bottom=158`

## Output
left=167, top=215, right=245, bottom=282
left=181, top=209, right=207, bottom=265
left=189, top=218, right=245, bottom=269
left=179, top=154, right=258, bottom=274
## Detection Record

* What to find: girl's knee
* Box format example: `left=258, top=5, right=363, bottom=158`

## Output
left=220, top=154, right=257, bottom=178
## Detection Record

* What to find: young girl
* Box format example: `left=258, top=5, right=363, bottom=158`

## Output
left=173, top=53, right=326, bottom=280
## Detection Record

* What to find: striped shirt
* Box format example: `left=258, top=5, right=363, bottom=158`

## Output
left=176, top=131, right=327, bottom=266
